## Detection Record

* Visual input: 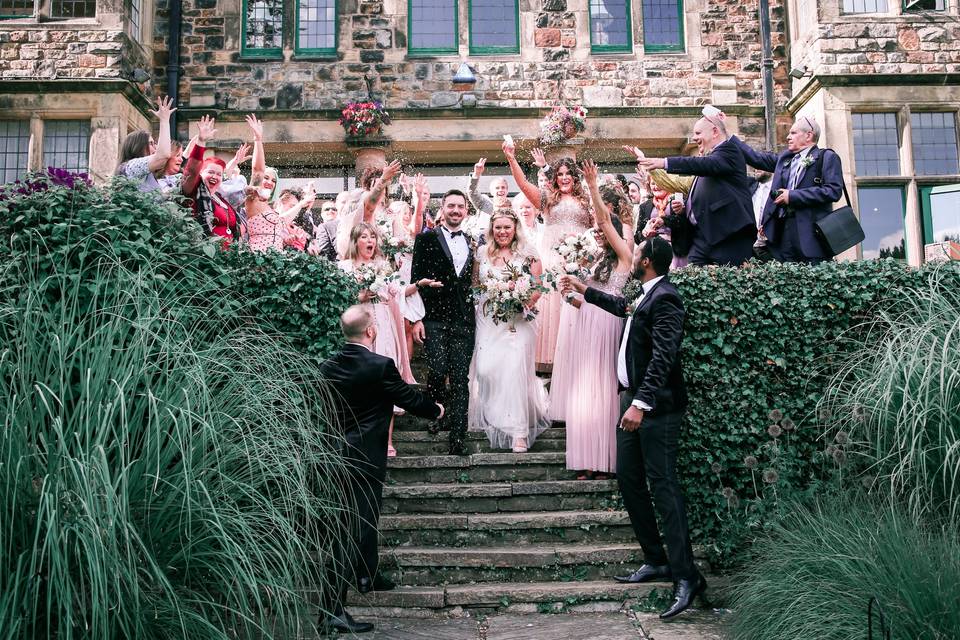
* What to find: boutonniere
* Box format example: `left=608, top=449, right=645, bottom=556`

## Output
left=799, top=155, right=815, bottom=169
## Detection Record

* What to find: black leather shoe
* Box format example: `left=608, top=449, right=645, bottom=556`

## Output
left=659, top=573, right=707, bottom=620
left=448, top=442, right=469, bottom=456
left=318, top=609, right=374, bottom=634
left=357, top=574, right=396, bottom=594
left=614, top=563, right=672, bottom=584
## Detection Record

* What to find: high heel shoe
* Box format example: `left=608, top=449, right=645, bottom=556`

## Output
left=511, top=438, right=528, bottom=453
left=387, top=445, right=397, bottom=457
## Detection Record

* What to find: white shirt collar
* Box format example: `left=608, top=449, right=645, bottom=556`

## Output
left=641, top=275, right=665, bottom=296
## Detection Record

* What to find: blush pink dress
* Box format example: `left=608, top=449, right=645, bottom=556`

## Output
left=550, top=268, right=629, bottom=474
left=536, top=196, right=592, bottom=369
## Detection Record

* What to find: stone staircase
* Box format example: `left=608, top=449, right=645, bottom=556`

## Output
left=346, top=412, right=714, bottom=619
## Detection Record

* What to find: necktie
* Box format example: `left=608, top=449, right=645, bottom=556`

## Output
left=788, top=155, right=803, bottom=190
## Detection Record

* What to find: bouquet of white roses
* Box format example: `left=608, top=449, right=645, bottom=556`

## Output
left=474, top=258, right=547, bottom=328
left=552, top=229, right=601, bottom=280
left=352, top=261, right=399, bottom=297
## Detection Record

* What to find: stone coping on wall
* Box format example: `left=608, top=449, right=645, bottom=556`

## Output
left=0, top=79, right=154, bottom=116
left=786, top=73, right=960, bottom=112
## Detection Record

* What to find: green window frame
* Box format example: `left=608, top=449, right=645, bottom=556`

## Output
left=920, top=183, right=960, bottom=246
left=0, top=0, right=34, bottom=19
left=468, top=0, right=519, bottom=55
left=903, top=0, right=946, bottom=10
left=241, top=0, right=284, bottom=58
left=641, top=0, right=684, bottom=53
left=295, top=0, right=338, bottom=57
left=408, top=0, right=459, bottom=56
left=589, top=0, right=633, bottom=53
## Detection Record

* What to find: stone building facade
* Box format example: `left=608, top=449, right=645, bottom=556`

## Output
left=1, top=0, right=958, bottom=264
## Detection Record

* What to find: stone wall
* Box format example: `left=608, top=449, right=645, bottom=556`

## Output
left=149, top=0, right=789, bottom=113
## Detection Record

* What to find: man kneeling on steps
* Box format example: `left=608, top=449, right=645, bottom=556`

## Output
left=318, top=305, right=444, bottom=634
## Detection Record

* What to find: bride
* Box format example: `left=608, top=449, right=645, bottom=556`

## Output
left=468, top=208, right=551, bottom=453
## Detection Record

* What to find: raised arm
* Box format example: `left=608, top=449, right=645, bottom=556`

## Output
left=583, top=160, right=631, bottom=269
left=503, top=141, right=541, bottom=210
left=410, top=173, right=428, bottom=235
left=467, top=158, right=494, bottom=215
left=146, top=96, right=176, bottom=173
left=246, top=114, right=265, bottom=185
left=731, top=136, right=778, bottom=173
left=649, top=169, right=694, bottom=195
left=181, top=115, right=216, bottom=197
left=659, top=143, right=741, bottom=177
left=363, top=159, right=401, bottom=219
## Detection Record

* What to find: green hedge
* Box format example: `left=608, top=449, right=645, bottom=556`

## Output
left=624, top=260, right=960, bottom=564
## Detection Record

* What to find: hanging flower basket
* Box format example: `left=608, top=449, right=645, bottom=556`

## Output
left=339, top=101, right=391, bottom=139
left=538, top=105, right=588, bottom=146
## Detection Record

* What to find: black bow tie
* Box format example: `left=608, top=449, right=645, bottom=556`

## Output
left=447, top=230, right=464, bottom=238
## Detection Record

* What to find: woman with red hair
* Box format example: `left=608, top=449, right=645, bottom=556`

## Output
left=181, top=116, right=245, bottom=247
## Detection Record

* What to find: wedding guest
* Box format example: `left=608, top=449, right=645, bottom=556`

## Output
left=114, top=95, right=176, bottom=192
left=244, top=114, right=297, bottom=253
left=469, top=208, right=550, bottom=453
left=320, top=200, right=338, bottom=221
left=339, top=222, right=423, bottom=457
left=504, top=142, right=592, bottom=371
left=513, top=192, right=543, bottom=245
left=317, top=305, right=442, bottom=635
left=637, top=179, right=690, bottom=270
left=410, top=190, right=476, bottom=455
left=465, top=156, right=508, bottom=228
left=335, top=160, right=403, bottom=259
left=387, top=173, right=430, bottom=355
left=733, top=117, right=844, bottom=264
left=181, top=116, right=245, bottom=247
left=550, top=160, right=632, bottom=479
left=634, top=108, right=755, bottom=266
left=561, top=236, right=705, bottom=621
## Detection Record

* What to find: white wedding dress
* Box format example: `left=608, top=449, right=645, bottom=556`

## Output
left=468, top=252, right=551, bottom=450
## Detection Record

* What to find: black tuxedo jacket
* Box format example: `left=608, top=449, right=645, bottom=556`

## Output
left=320, top=343, right=441, bottom=473
left=733, top=140, right=844, bottom=259
left=584, top=277, right=688, bottom=416
left=665, top=136, right=756, bottom=255
left=410, top=227, right=476, bottom=330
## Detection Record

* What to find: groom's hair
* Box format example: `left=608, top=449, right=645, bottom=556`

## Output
left=441, top=189, right=467, bottom=205
left=340, top=305, right=373, bottom=340
left=640, top=237, right=673, bottom=276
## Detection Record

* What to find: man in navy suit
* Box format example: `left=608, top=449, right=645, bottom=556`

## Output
left=635, top=111, right=756, bottom=266
left=732, top=117, right=844, bottom=264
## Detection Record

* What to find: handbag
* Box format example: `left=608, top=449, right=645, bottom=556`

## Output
left=811, top=150, right=865, bottom=256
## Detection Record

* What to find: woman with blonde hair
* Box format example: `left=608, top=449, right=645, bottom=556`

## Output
left=468, top=208, right=551, bottom=453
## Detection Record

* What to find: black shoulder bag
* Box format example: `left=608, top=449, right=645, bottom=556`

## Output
left=811, top=148, right=865, bottom=256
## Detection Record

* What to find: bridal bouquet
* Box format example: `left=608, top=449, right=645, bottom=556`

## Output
left=552, top=229, right=601, bottom=279
left=538, top=105, right=588, bottom=145
left=474, top=259, right=546, bottom=328
left=352, top=261, right=399, bottom=297
left=375, top=218, right=411, bottom=265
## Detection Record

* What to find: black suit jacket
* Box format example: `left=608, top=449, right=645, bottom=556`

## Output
left=733, top=140, right=844, bottom=259
left=320, top=344, right=441, bottom=474
left=410, top=227, right=476, bottom=330
left=584, top=277, right=688, bottom=416
left=665, top=136, right=756, bottom=254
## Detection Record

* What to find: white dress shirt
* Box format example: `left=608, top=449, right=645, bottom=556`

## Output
left=616, top=275, right=665, bottom=411
left=441, top=224, right=470, bottom=276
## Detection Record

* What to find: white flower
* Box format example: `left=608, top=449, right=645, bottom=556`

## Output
left=565, top=237, right=578, bottom=247
left=565, top=262, right=579, bottom=273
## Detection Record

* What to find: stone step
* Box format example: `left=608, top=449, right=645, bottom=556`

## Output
left=393, top=412, right=565, bottom=432
left=386, top=452, right=575, bottom=483
left=392, top=429, right=566, bottom=455
left=380, top=543, right=643, bottom=585
left=380, top=509, right=635, bottom=546
left=344, top=578, right=677, bottom=616
left=381, top=479, right=622, bottom=514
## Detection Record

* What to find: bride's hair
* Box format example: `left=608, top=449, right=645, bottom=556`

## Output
left=543, top=158, right=591, bottom=214
left=346, top=222, right=385, bottom=262
left=485, top=208, right=536, bottom=260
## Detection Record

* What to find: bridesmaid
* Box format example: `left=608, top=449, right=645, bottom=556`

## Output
left=504, top=141, right=593, bottom=371
left=551, top=160, right=633, bottom=480
left=243, top=114, right=303, bottom=253
left=338, top=222, right=431, bottom=457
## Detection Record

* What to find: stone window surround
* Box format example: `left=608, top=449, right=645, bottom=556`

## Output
left=0, top=115, right=93, bottom=175
left=845, top=103, right=960, bottom=263
left=823, top=0, right=958, bottom=19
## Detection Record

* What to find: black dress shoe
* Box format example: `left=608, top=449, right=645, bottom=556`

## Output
left=318, top=608, right=374, bottom=634
left=614, top=563, right=672, bottom=584
left=448, top=441, right=469, bottom=456
left=659, top=573, right=707, bottom=620
left=357, top=574, right=396, bottom=594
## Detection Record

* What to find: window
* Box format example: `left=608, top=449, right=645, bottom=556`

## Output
left=128, top=0, right=142, bottom=42
left=0, top=0, right=33, bottom=18
left=408, top=0, right=458, bottom=55
left=469, top=0, right=519, bottom=54
left=842, top=0, right=888, bottom=11
left=911, top=112, right=959, bottom=176
left=852, top=112, right=900, bottom=176
left=51, top=0, right=95, bottom=17
left=42, top=120, right=90, bottom=174
left=858, top=186, right=906, bottom=260
left=903, top=0, right=946, bottom=11
left=922, top=184, right=960, bottom=245
left=641, top=0, right=683, bottom=52
left=589, top=0, right=632, bottom=52
left=297, top=0, right=336, bottom=55
left=242, top=0, right=284, bottom=57
left=0, top=121, right=30, bottom=184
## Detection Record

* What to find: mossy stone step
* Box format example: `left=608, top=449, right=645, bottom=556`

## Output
left=392, top=429, right=566, bottom=455
left=381, top=479, right=622, bottom=514
left=386, top=452, right=574, bottom=483
left=380, top=509, right=635, bottom=546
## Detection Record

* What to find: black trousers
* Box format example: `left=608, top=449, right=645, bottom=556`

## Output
left=770, top=216, right=827, bottom=265
left=687, top=227, right=754, bottom=267
left=423, top=320, right=474, bottom=449
left=616, top=391, right=696, bottom=580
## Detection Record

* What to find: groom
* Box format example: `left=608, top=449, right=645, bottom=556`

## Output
left=411, top=189, right=476, bottom=456
left=561, top=237, right=705, bottom=620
